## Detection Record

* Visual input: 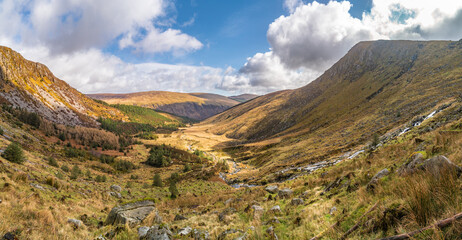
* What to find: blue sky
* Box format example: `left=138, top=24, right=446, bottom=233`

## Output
left=106, top=0, right=373, bottom=69
left=0, top=0, right=461, bottom=95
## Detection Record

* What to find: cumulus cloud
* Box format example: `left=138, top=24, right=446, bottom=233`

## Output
left=119, top=27, right=203, bottom=55
left=234, top=0, right=462, bottom=93
left=0, top=0, right=202, bottom=55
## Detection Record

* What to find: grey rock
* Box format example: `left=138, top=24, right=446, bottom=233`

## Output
left=138, top=226, right=150, bottom=238
left=291, top=198, right=304, bottom=206
left=367, top=168, right=390, bottom=191
left=329, top=206, right=337, bottom=215
left=30, top=183, right=45, bottom=191
left=278, top=188, right=293, bottom=199
left=300, top=191, right=310, bottom=199
left=265, top=185, right=278, bottom=194
left=174, top=214, right=187, bottom=221
left=109, top=192, right=122, bottom=199
left=217, top=229, right=243, bottom=240
left=192, top=229, right=210, bottom=240
left=218, top=207, right=236, bottom=222
left=406, top=153, right=425, bottom=170
left=68, top=218, right=83, bottom=228
left=153, top=211, right=163, bottom=224
left=141, top=225, right=172, bottom=240
left=266, top=226, right=278, bottom=240
left=110, top=185, right=122, bottom=192
left=265, top=216, right=280, bottom=225
left=420, top=155, right=462, bottom=176
left=95, top=235, right=106, bottom=240
left=270, top=205, right=281, bottom=213
left=225, top=198, right=234, bottom=205
left=178, top=226, right=192, bottom=236
left=104, top=200, right=155, bottom=227
left=252, top=205, right=264, bottom=220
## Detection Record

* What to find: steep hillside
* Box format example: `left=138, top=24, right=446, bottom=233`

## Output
left=228, top=93, right=259, bottom=102
left=89, top=91, right=240, bottom=120
left=0, top=46, right=124, bottom=126
left=204, top=40, right=462, bottom=175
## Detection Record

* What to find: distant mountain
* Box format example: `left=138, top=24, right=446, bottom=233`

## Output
left=204, top=40, right=462, bottom=169
left=228, top=94, right=259, bottom=103
left=88, top=91, right=241, bottom=121
left=0, top=46, right=124, bottom=126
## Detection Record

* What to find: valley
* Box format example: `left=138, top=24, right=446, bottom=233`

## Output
left=0, top=40, right=461, bottom=240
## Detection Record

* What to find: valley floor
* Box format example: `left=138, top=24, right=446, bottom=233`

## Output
left=1, top=102, right=462, bottom=240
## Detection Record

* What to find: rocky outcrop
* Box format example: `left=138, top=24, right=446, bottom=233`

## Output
left=104, top=200, right=155, bottom=227
left=367, top=168, right=390, bottom=191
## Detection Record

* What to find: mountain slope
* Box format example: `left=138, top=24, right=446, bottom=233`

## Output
left=228, top=94, right=259, bottom=103
left=0, top=46, right=124, bottom=126
left=89, top=91, right=241, bottom=120
left=203, top=40, right=462, bottom=174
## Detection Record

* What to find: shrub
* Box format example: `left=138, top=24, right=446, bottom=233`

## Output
left=168, top=172, right=179, bottom=198
left=183, top=164, right=191, bottom=172
left=0, top=128, right=4, bottom=135
left=2, top=142, right=26, bottom=164
left=169, top=181, right=179, bottom=199
left=45, top=176, right=61, bottom=189
left=70, top=165, right=82, bottom=180
left=61, top=164, right=70, bottom=172
left=113, top=160, right=135, bottom=173
left=153, top=173, right=163, bottom=187
left=48, top=157, right=59, bottom=167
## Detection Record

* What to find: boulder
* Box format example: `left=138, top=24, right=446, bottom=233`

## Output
left=153, top=211, right=163, bottom=224
left=367, top=168, right=390, bottom=191
left=291, top=198, right=304, bottom=206
left=265, top=216, right=280, bottom=225
left=138, top=226, right=150, bottom=238
left=104, top=200, right=155, bottom=227
left=218, top=207, right=236, bottom=222
left=174, top=214, right=187, bottom=221
left=68, top=218, right=83, bottom=229
left=270, top=205, right=281, bottom=213
left=178, top=226, right=192, bottom=236
left=278, top=188, right=293, bottom=199
left=109, top=192, right=122, bottom=199
left=110, top=185, right=122, bottom=192
left=266, top=226, right=278, bottom=240
left=300, top=191, right=310, bottom=199
left=419, top=155, right=462, bottom=176
left=265, top=185, right=278, bottom=194
left=192, top=229, right=210, bottom=240
left=252, top=205, right=264, bottom=220
left=329, top=206, right=337, bottom=215
left=217, top=229, right=243, bottom=240
left=141, top=225, right=172, bottom=240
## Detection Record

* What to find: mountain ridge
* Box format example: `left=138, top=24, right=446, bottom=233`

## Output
left=0, top=46, right=125, bottom=126
left=89, top=91, right=243, bottom=120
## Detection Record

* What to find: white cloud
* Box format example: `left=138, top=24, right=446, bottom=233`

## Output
left=119, top=27, right=203, bottom=55
left=283, top=0, right=303, bottom=14
left=0, top=0, right=202, bottom=55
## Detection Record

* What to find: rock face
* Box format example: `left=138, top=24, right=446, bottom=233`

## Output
left=104, top=200, right=155, bottom=227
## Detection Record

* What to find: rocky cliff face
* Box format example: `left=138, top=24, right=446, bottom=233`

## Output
left=0, top=46, right=124, bottom=126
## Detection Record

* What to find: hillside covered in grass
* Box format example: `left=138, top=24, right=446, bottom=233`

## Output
left=89, top=91, right=241, bottom=121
